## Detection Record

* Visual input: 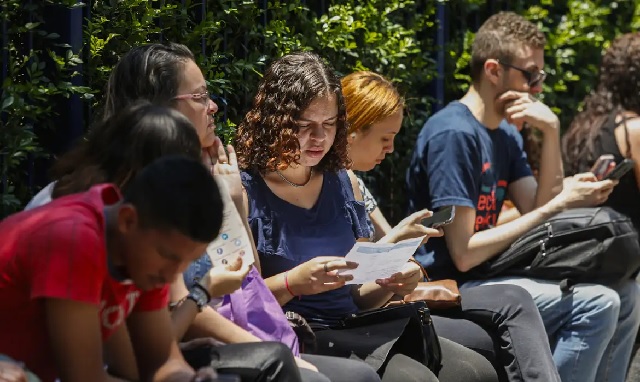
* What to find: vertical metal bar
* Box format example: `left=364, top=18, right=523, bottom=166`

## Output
left=0, top=1, right=9, bottom=213
left=26, top=0, right=35, bottom=193
left=0, top=4, right=7, bottom=85
left=435, top=1, right=446, bottom=111
left=263, top=0, right=268, bottom=27
left=84, top=0, right=92, bottom=126
left=41, top=0, right=84, bottom=153
left=201, top=0, right=206, bottom=57
left=66, top=0, right=85, bottom=145
left=158, top=0, right=164, bottom=43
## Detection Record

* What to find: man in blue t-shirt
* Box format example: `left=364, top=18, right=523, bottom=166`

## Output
left=406, top=11, right=640, bottom=382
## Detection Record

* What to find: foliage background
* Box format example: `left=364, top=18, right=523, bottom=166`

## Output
left=1, top=0, right=639, bottom=221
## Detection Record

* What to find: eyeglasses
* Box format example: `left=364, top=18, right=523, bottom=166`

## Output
left=173, top=90, right=213, bottom=106
left=498, top=61, right=547, bottom=88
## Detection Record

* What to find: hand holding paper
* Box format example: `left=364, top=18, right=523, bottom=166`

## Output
left=338, top=236, right=425, bottom=285
left=205, top=178, right=255, bottom=267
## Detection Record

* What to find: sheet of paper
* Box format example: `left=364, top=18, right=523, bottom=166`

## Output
left=205, top=179, right=255, bottom=267
left=338, top=236, right=425, bottom=284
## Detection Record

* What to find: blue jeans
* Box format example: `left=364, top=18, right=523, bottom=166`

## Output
left=463, top=278, right=640, bottom=382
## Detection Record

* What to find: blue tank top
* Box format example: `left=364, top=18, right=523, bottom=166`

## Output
left=241, top=169, right=371, bottom=324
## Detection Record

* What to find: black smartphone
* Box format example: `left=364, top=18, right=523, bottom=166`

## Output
left=604, top=159, right=635, bottom=180
left=421, top=206, right=456, bottom=228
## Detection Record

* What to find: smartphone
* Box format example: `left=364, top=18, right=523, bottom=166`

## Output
left=604, top=158, right=635, bottom=180
left=422, top=206, right=456, bottom=228
left=591, top=154, right=615, bottom=180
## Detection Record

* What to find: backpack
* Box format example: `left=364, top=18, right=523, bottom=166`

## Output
left=468, top=207, right=640, bottom=291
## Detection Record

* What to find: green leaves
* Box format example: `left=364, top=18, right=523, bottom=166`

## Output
left=1, top=1, right=93, bottom=216
left=2, top=0, right=638, bottom=219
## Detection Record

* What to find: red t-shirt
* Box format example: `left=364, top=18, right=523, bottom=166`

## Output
left=0, top=184, right=169, bottom=382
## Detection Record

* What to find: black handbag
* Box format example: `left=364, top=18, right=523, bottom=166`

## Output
left=181, top=341, right=302, bottom=382
left=309, top=301, right=442, bottom=375
left=340, top=301, right=442, bottom=374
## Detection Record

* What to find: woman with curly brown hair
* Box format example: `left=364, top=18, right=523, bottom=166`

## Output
left=562, top=32, right=640, bottom=382
left=235, top=52, right=501, bottom=382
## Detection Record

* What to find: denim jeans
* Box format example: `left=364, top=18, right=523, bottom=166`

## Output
left=464, top=277, right=640, bottom=382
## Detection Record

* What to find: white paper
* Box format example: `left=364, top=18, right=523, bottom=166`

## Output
left=205, top=179, right=255, bottom=267
left=338, top=236, right=425, bottom=284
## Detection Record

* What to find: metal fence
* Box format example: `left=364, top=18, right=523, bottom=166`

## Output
left=0, top=0, right=513, bottom=206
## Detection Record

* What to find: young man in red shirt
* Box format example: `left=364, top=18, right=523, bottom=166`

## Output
left=0, top=155, right=224, bottom=382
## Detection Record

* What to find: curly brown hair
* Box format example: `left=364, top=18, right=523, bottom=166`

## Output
left=562, top=32, right=640, bottom=175
left=471, top=12, right=546, bottom=82
left=235, top=51, right=350, bottom=173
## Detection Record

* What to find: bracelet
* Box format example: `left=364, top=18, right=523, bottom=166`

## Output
left=284, top=271, right=301, bottom=300
left=408, top=258, right=430, bottom=281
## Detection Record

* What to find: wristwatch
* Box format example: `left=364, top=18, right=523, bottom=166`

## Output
left=186, top=283, right=211, bottom=312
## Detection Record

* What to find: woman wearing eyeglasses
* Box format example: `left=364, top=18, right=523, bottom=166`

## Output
left=27, top=43, right=383, bottom=382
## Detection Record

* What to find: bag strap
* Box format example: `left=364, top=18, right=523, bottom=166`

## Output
left=409, top=258, right=431, bottom=282
left=546, top=224, right=615, bottom=246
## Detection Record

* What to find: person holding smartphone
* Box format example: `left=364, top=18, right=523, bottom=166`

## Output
left=26, top=43, right=381, bottom=382
left=563, top=33, right=640, bottom=226
left=406, top=12, right=640, bottom=382
left=343, top=70, right=560, bottom=381
left=562, top=32, right=640, bottom=381
left=234, top=51, right=502, bottom=382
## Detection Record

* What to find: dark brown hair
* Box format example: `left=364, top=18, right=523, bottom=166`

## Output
left=235, top=51, right=350, bottom=173
left=563, top=32, right=640, bottom=174
left=103, top=43, right=195, bottom=120
left=470, top=12, right=546, bottom=82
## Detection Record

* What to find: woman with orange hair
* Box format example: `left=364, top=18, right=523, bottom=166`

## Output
left=342, top=71, right=560, bottom=382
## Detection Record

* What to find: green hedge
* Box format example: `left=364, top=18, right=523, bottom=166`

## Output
left=2, top=0, right=638, bottom=221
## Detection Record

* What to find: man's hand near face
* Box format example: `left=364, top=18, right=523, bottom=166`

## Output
left=498, top=91, right=560, bottom=133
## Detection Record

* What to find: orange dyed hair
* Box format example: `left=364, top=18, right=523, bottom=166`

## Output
left=341, top=71, right=404, bottom=135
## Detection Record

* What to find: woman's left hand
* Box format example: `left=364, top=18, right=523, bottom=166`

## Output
left=387, top=209, right=444, bottom=245
left=375, top=261, right=422, bottom=296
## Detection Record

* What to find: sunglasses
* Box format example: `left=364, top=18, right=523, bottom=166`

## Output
left=498, top=61, right=547, bottom=88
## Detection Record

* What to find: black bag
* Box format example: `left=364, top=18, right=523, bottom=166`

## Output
left=181, top=341, right=302, bottom=382
left=285, top=311, right=317, bottom=353
left=469, top=207, right=640, bottom=290
left=310, top=301, right=442, bottom=375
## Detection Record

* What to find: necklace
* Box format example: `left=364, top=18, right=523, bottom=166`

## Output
left=276, top=169, right=313, bottom=187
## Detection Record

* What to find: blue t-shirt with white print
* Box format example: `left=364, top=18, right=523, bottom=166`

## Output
left=405, top=101, right=533, bottom=282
